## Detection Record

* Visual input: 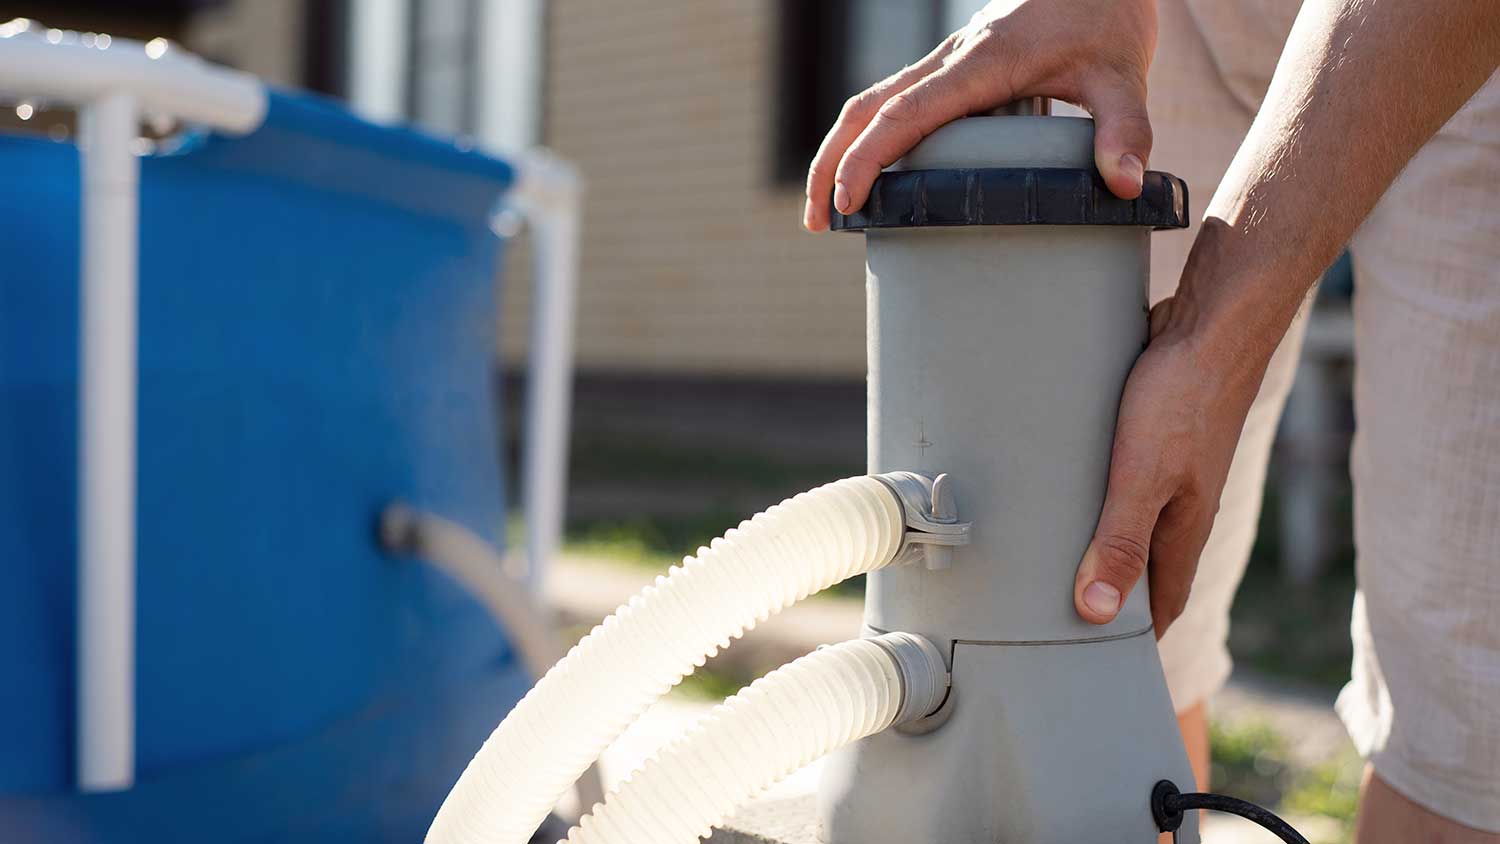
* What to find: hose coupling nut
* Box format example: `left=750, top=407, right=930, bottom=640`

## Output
left=869, top=632, right=950, bottom=726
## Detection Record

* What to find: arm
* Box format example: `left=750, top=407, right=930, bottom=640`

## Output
left=1073, top=0, right=1500, bottom=630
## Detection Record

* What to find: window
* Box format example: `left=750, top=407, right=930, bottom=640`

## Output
left=303, top=0, right=351, bottom=98
left=406, top=0, right=479, bottom=135
left=345, top=0, right=544, bottom=151
left=773, top=0, right=984, bottom=185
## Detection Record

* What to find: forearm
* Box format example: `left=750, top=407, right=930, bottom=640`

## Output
left=1172, top=0, right=1500, bottom=372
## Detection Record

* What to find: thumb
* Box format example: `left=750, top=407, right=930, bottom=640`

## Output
left=1085, top=75, right=1154, bottom=200
left=1074, top=458, right=1167, bottom=624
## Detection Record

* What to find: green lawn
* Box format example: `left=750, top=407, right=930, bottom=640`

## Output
left=1211, top=718, right=1362, bottom=841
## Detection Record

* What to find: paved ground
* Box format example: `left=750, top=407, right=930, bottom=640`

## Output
left=548, top=554, right=1355, bottom=843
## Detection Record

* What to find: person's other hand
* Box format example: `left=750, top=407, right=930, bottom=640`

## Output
left=1070, top=282, right=1269, bottom=636
left=803, top=0, right=1158, bottom=231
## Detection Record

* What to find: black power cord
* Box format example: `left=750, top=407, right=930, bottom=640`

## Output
left=1152, top=780, right=1311, bottom=844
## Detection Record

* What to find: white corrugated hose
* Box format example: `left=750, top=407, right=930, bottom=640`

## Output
left=427, top=476, right=907, bottom=844
left=564, top=633, right=946, bottom=844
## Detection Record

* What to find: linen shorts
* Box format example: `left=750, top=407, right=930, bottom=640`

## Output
left=1147, top=0, right=1500, bottom=830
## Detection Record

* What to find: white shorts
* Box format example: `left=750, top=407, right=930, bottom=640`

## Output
left=1148, top=0, right=1500, bottom=831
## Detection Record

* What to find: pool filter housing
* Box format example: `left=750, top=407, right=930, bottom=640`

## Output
left=817, top=114, right=1200, bottom=843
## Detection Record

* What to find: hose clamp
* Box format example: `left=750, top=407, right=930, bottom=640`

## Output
left=872, top=471, right=973, bottom=570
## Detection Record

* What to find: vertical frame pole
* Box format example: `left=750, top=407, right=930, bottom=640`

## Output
left=516, top=155, right=580, bottom=593
left=77, top=92, right=139, bottom=792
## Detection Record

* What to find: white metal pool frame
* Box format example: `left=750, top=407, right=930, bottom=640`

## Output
left=0, top=20, right=582, bottom=793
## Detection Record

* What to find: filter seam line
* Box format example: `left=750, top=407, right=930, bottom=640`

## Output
left=865, top=623, right=1155, bottom=647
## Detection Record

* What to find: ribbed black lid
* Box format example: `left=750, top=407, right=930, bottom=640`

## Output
left=830, top=167, right=1189, bottom=231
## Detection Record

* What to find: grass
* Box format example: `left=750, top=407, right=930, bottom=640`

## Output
left=1229, top=481, right=1358, bottom=692
left=1228, top=561, right=1356, bottom=690
left=564, top=511, right=869, bottom=599
left=565, top=509, right=747, bottom=569
left=568, top=439, right=859, bottom=491
left=671, top=668, right=747, bottom=702
left=561, top=439, right=869, bottom=596
left=1210, top=718, right=1363, bottom=842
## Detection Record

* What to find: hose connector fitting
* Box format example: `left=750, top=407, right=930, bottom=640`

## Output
left=869, top=632, right=949, bottom=726
left=872, top=471, right=972, bottom=570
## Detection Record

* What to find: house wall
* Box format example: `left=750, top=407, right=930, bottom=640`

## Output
left=182, top=0, right=307, bottom=88
left=500, top=0, right=869, bottom=379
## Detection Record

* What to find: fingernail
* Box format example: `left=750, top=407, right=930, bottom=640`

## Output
left=1119, top=153, right=1144, bottom=187
left=833, top=182, right=850, bottom=213
left=1083, top=581, right=1121, bottom=617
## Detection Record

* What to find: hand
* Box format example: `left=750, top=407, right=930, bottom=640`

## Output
left=803, top=0, right=1158, bottom=232
left=1070, top=288, right=1269, bottom=636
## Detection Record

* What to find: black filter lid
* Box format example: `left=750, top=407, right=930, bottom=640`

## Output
left=829, top=167, right=1189, bottom=231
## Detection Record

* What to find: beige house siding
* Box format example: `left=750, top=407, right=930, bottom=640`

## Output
left=501, top=0, right=868, bottom=379
left=183, top=0, right=307, bottom=89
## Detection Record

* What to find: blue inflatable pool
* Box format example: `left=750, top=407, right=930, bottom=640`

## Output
left=0, top=91, right=530, bottom=841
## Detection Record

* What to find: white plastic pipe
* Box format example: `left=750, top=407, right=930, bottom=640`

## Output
left=379, top=505, right=568, bottom=682
left=377, top=503, right=608, bottom=814
left=2, top=19, right=270, bottom=794
left=426, top=475, right=906, bottom=844
left=346, top=0, right=410, bottom=125
left=563, top=634, right=947, bottom=844
left=510, top=152, right=582, bottom=594
left=76, top=92, right=140, bottom=793
left=0, top=21, right=266, bottom=134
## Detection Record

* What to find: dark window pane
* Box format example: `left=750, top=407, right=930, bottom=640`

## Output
left=303, top=0, right=351, bottom=98
left=772, top=0, right=944, bottom=187
left=772, top=0, right=850, bottom=186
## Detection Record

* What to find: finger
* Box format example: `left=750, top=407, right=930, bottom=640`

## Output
left=1082, top=73, right=1153, bottom=200
left=1074, top=435, right=1172, bottom=625
left=1146, top=493, right=1215, bottom=637
left=832, top=62, right=997, bottom=216
left=804, top=46, right=952, bottom=232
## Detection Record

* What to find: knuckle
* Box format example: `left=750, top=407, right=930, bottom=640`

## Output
left=877, top=91, right=921, bottom=125
left=1203, top=496, right=1221, bottom=522
left=950, top=18, right=1002, bottom=55
left=840, top=145, right=877, bottom=172
left=1177, top=477, right=1220, bottom=521
left=840, top=91, right=878, bottom=121
left=946, top=27, right=978, bottom=55
left=1095, top=534, right=1150, bottom=582
left=1123, top=113, right=1153, bottom=147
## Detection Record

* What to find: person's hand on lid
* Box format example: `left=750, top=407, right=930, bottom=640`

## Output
left=803, top=0, right=1158, bottom=232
